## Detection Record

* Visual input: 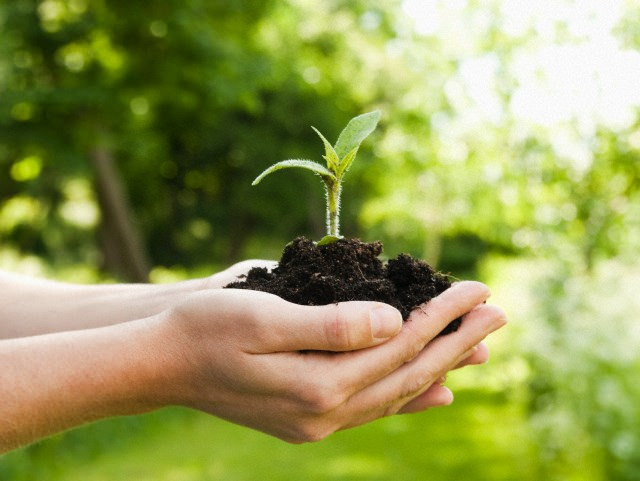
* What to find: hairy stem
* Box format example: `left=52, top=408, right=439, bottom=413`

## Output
left=325, top=180, right=342, bottom=237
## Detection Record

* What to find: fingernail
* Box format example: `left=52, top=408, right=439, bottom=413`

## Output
left=370, top=305, right=403, bottom=339
left=461, top=345, right=478, bottom=360
left=442, top=387, right=454, bottom=405
left=489, top=315, right=508, bottom=332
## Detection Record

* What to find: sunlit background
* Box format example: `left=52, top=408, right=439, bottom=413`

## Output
left=1, top=0, right=640, bottom=479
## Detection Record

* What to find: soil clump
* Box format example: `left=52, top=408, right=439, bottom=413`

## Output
left=225, top=237, right=460, bottom=335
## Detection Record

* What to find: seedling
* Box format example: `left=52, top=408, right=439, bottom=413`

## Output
left=252, top=110, right=381, bottom=244
left=232, top=109, right=459, bottom=332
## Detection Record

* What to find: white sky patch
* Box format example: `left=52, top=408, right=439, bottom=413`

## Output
left=500, top=0, right=625, bottom=39
left=403, top=0, right=640, bottom=159
left=548, top=127, right=594, bottom=177
left=402, top=0, right=468, bottom=37
left=510, top=39, right=640, bottom=132
left=458, top=54, right=503, bottom=124
left=401, top=0, right=440, bottom=36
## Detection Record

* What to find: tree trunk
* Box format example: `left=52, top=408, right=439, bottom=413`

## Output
left=91, top=146, right=150, bottom=282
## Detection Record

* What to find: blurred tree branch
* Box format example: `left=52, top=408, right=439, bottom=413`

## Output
left=91, top=145, right=150, bottom=282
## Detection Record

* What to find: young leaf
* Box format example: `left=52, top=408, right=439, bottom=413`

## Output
left=250, top=110, right=382, bottom=239
left=334, top=110, right=381, bottom=159
left=316, top=235, right=342, bottom=246
left=336, top=146, right=359, bottom=178
left=252, top=159, right=336, bottom=185
left=311, top=126, right=339, bottom=171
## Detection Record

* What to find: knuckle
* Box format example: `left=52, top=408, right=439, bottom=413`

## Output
left=324, top=305, right=353, bottom=350
left=401, top=323, right=425, bottom=362
left=292, top=422, right=334, bottom=443
left=460, top=336, right=479, bottom=354
left=386, top=338, right=422, bottom=369
left=383, top=402, right=403, bottom=418
left=400, top=369, right=434, bottom=399
left=238, top=302, right=264, bottom=338
left=299, top=383, right=344, bottom=414
left=404, top=340, right=423, bottom=364
left=423, top=295, right=445, bottom=314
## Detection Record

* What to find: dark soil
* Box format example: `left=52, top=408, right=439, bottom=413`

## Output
left=225, top=237, right=461, bottom=335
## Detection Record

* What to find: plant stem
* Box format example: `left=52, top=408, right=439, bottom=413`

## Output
left=326, top=180, right=342, bottom=237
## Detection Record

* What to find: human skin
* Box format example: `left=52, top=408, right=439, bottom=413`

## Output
left=0, top=263, right=504, bottom=452
left=0, top=260, right=273, bottom=338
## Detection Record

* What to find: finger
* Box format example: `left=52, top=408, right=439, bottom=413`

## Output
left=340, top=377, right=459, bottom=430
left=320, top=281, right=491, bottom=395
left=452, top=342, right=489, bottom=369
left=397, top=384, right=454, bottom=414
left=343, top=304, right=507, bottom=416
left=226, top=259, right=278, bottom=278
left=204, top=260, right=278, bottom=288
left=257, top=297, right=404, bottom=352
left=392, top=343, right=489, bottom=416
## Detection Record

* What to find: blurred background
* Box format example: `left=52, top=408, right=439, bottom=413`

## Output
left=1, top=0, right=639, bottom=479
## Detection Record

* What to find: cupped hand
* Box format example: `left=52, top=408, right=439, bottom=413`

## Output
left=152, top=281, right=506, bottom=443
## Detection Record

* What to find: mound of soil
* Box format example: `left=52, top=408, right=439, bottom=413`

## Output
left=225, top=237, right=460, bottom=335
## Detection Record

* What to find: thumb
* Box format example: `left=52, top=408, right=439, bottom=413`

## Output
left=268, top=301, right=403, bottom=352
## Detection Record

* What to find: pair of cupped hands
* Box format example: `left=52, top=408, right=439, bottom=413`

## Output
left=162, top=260, right=507, bottom=443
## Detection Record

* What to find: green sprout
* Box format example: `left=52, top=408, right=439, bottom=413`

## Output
left=252, top=110, right=381, bottom=244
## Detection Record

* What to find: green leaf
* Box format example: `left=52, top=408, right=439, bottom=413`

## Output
left=336, top=146, right=359, bottom=178
left=311, top=126, right=339, bottom=172
left=316, top=235, right=342, bottom=246
left=251, top=159, right=336, bottom=185
left=334, top=110, right=381, bottom=159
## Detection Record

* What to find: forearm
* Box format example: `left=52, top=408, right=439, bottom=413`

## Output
left=0, top=271, right=206, bottom=338
left=0, top=315, right=179, bottom=453
left=0, top=261, right=270, bottom=339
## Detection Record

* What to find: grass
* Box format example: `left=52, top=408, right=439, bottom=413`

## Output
left=0, top=389, right=537, bottom=481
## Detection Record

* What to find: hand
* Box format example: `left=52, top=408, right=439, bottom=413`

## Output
left=201, top=259, right=490, bottom=411
left=202, top=259, right=277, bottom=289
left=152, top=281, right=506, bottom=443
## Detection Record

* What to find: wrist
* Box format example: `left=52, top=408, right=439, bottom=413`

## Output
left=88, top=316, right=180, bottom=416
left=131, top=311, right=200, bottom=410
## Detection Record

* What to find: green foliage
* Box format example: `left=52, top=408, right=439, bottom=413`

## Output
left=0, top=0, right=392, bottom=269
left=252, top=111, right=380, bottom=239
left=522, top=260, right=640, bottom=480
left=2, top=1, right=640, bottom=479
